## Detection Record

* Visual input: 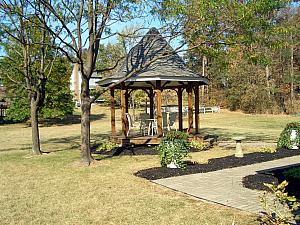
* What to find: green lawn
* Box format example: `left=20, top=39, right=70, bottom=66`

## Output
left=200, top=109, right=298, bottom=141
left=0, top=106, right=298, bottom=225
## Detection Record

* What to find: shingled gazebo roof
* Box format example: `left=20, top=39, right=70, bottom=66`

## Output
left=98, top=28, right=209, bottom=88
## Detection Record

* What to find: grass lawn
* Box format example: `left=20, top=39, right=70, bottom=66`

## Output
left=200, top=109, right=298, bottom=142
left=0, top=106, right=298, bottom=225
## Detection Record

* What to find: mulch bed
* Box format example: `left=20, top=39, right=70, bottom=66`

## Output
left=94, top=145, right=158, bottom=156
left=243, top=166, right=300, bottom=199
left=242, top=174, right=279, bottom=191
left=135, top=149, right=300, bottom=180
left=95, top=145, right=201, bottom=156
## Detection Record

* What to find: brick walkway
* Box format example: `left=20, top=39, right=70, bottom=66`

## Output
left=153, top=155, right=300, bottom=214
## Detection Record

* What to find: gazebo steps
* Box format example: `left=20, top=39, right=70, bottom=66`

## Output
left=116, top=136, right=161, bottom=146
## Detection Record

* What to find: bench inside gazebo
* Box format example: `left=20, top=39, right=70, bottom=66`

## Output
left=98, top=28, right=209, bottom=146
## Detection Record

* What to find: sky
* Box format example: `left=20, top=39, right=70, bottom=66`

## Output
left=1, top=1, right=299, bottom=58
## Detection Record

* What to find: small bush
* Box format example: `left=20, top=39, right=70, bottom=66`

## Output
left=164, top=131, right=189, bottom=141
left=277, top=122, right=300, bottom=149
left=259, top=147, right=277, bottom=153
left=283, top=167, right=300, bottom=180
left=190, top=140, right=209, bottom=151
left=157, top=131, right=190, bottom=169
left=259, top=181, right=300, bottom=225
left=97, top=141, right=118, bottom=152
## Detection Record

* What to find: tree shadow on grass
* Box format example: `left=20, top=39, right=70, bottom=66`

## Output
left=0, top=146, right=32, bottom=152
left=39, top=114, right=106, bottom=127
left=40, top=132, right=112, bottom=153
left=200, top=127, right=277, bottom=142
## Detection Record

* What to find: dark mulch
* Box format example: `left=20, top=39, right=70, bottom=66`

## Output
left=95, top=145, right=201, bottom=156
left=135, top=149, right=300, bottom=180
left=243, top=174, right=279, bottom=191
left=94, top=145, right=158, bottom=156
left=114, top=145, right=158, bottom=156
left=243, top=165, right=300, bottom=199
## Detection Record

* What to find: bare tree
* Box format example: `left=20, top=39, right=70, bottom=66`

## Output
left=32, top=0, right=159, bottom=165
left=34, top=0, right=197, bottom=165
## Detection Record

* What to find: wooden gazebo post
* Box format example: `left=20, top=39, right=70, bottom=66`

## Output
left=177, top=87, right=183, bottom=131
left=149, top=89, right=154, bottom=119
left=110, top=88, right=116, bottom=137
left=121, top=83, right=128, bottom=137
left=156, top=81, right=163, bottom=136
left=187, top=82, right=194, bottom=134
left=194, top=85, right=200, bottom=134
left=125, top=89, right=129, bottom=113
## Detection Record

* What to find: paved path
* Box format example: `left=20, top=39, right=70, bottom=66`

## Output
left=153, top=155, right=300, bottom=214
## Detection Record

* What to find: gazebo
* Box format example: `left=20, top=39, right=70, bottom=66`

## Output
left=98, top=28, right=209, bottom=145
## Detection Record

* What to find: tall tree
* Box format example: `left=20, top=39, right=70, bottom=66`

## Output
left=158, top=0, right=299, bottom=113
left=0, top=55, right=74, bottom=122
left=0, top=1, right=58, bottom=155
left=36, top=0, right=160, bottom=165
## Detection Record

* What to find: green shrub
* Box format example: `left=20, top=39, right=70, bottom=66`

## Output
left=259, top=147, right=277, bottom=153
left=164, top=131, right=189, bottom=141
left=190, top=140, right=209, bottom=151
left=277, top=122, right=300, bottom=149
left=283, top=167, right=300, bottom=180
left=259, top=180, right=300, bottom=225
left=97, top=141, right=119, bottom=152
left=157, top=131, right=190, bottom=169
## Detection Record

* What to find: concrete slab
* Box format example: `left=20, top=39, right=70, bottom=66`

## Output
left=153, top=155, right=300, bottom=214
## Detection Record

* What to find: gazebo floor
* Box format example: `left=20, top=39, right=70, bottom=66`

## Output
left=114, top=133, right=208, bottom=146
left=116, top=135, right=161, bottom=145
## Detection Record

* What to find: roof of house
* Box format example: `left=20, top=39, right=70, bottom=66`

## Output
left=98, top=27, right=209, bottom=88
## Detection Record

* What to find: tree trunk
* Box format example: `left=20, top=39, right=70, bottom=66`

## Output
left=132, top=93, right=135, bottom=121
left=187, top=83, right=194, bottom=134
left=290, top=41, right=294, bottom=109
left=30, top=98, right=42, bottom=155
left=201, top=56, right=206, bottom=103
left=80, top=78, right=93, bottom=165
left=265, top=65, right=271, bottom=114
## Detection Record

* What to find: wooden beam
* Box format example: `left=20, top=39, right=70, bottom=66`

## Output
left=156, top=81, right=163, bottom=137
left=146, top=81, right=155, bottom=88
left=162, top=81, right=171, bottom=88
left=121, top=83, right=128, bottom=137
left=149, top=89, right=154, bottom=119
left=127, top=81, right=134, bottom=87
left=125, top=85, right=186, bottom=90
left=187, top=82, right=194, bottom=134
left=178, top=87, right=183, bottom=131
left=110, top=88, right=116, bottom=137
left=194, top=85, right=200, bottom=134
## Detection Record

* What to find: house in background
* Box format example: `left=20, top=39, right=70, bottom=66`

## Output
left=70, top=64, right=102, bottom=106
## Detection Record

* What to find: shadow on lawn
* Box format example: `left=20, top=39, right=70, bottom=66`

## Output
left=200, top=127, right=276, bottom=142
left=39, top=114, right=106, bottom=127
left=39, top=132, right=112, bottom=153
